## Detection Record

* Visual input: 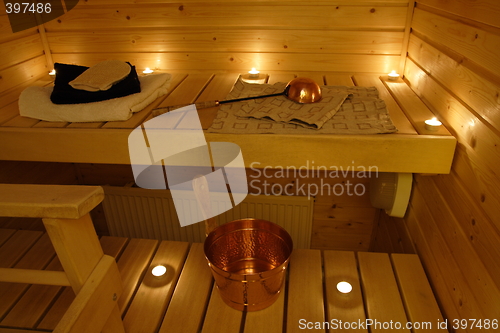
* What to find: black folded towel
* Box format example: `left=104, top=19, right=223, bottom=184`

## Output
left=50, top=62, right=141, bottom=105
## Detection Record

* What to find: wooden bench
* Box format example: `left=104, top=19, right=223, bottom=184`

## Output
left=0, top=185, right=447, bottom=333
left=0, top=72, right=456, bottom=174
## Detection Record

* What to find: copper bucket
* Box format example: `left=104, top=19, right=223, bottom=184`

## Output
left=204, top=218, right=293, bottom=311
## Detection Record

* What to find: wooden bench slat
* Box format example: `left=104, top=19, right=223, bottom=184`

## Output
left=358, top=252, right=409, bottom=332
left=159, top=243, right=213, bottom=333
left=286, top=249, right=324, bottom=333
left=383, top=78, right=451, bottom=136
left=201, top=285, right=243, bottom=333
left=325, top=74, right=354, bottom=86
left=0, top=184, right=104, bottom=219
left=197, top=73, right=241, bottom=129
left=354, top=75, right=417, bottom=135
left=391, top=253, right=444, bottom=329
left=267, top=73, right=295, bottom=85
left=122, top=240, right=189, bottom=333
left=324, top=250, right=368, bottom=333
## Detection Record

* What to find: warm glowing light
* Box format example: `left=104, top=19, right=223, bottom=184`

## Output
left=152, top=265, right=167, bottom=277
left=49, top=69, right=56, bottom=76
left=248, top=67, right=260, bottom=78
left=425, top=117, right=442, bottom=131
left=337, top=281, right=352, bottom=293
left=388, top=70, right=400, bottom=81
left=143, top=67, right=154, bottom=74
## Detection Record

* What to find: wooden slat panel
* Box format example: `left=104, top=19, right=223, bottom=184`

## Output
left=407, top=33, right=500, bottom=133
left=324, top=250, right=368, bottom=333
left=201, top=285, right=243, bottom=333
left=159, top=243, right=213, bottom=333
left=357, top=252, right=409, bottom=331
left=52, top=53, right=401, bottom=74
left=353, top=74, right=417, bottom=134
left=286, top=249, right=324, bottom=333
left=74, top=0, right=410, bottom=6
left=45, top=5, right=407, bottom=30
left=122, top=240, right=189, bottom=333
left=411, top=7, right=500, bottom=76
left=417, top=0, right=500, bottom=28
left=48, top=30, right=404, bottom=55
left=1, top=115, right=40, bottom=128
left=391, top=253, right=444, bottom=328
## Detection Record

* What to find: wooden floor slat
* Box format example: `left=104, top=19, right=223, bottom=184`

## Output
left=324, top=250, right=368, bottom=333
left=122, top=241, right=189, bottom=333
left=0, top=234, right=55, bottom=319
left=158, top=243, right=213, bottom=333
left=358, top=252, right=410, bottom=332
left=286, top=249, right=324, bottom=333
left=0, top=232, right=447, bottom=333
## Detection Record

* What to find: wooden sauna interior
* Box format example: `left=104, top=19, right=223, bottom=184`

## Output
left=0, top=0, right=499, bottom=331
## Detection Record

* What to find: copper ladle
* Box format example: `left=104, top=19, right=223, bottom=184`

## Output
left=151, top=77, right=322, bottom=117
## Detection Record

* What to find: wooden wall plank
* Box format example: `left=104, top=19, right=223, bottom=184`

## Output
left=411, top=7, right=500, bottom=76
left=51, top=53, right=401, bottom=74
left=0, top=34, right=43, bottom=70
left=407, top=33, right=500, bottom=133
left=406, top=189, right=488, bottom=324
left=45, top=5, right=407, bottom=30
left=417, top=0, right=500, bottom=28
left=0, top=55, right=48, bottom=93
left=47, top=30, right=404, bottom=55
left=414, top=175, right=500, bottom=289
left=404, top=59, right=500, bottom=187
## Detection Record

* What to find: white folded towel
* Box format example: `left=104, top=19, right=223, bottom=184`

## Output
left=19, top=73, right=171, bottom=122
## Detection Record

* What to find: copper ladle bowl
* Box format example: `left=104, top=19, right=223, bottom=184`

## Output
left=285, top=77, right=322, bottom=104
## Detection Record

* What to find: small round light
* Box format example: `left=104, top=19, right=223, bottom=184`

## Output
left=336, top=281, right=352, bottom=294
left=152, top=265, right=167, bottom=277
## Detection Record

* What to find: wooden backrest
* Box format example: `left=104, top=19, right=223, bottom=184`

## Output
left=0, top=184, right=125, bottom=333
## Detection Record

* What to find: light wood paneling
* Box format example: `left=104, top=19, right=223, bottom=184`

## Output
left=403, top=1, right=500, bottom=327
